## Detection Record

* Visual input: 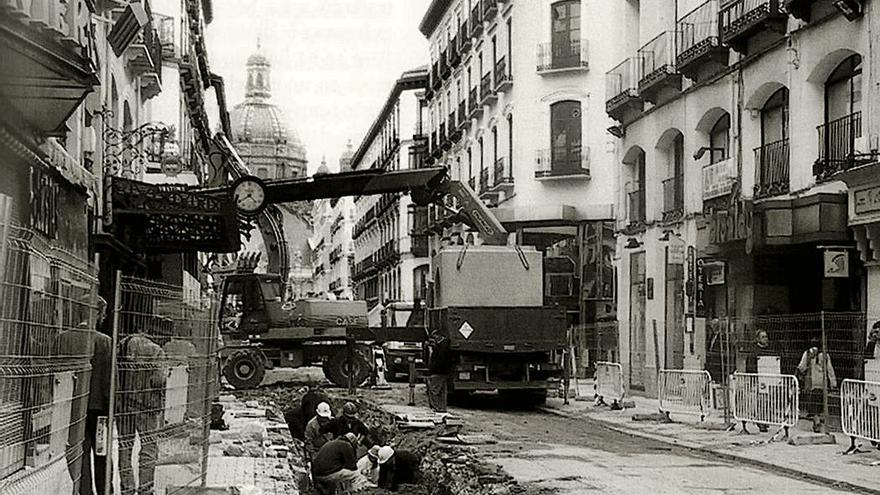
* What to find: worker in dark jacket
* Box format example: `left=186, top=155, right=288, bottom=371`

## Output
left=377, top=446, right=421, bottom=491
left=319, top=401, right=372, bottom=444
left=311, top=433, right=373, bottom=494
left=426, top=331, right=454, bottom=412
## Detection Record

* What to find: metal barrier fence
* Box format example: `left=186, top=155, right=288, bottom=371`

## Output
left=110, top=276, right=219, bottom=495
left=840, top=379, right=880, bottom=454
left=594, top=362, right=625, bottom=407
left=657, top=369, right=712, bottom=421
left=569, top=321, right=618, bottom=378
left=731, top=372, right=798, bottom=436
left=0, top=223, right=98, bottom=495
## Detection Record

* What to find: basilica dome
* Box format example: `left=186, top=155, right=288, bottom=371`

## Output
left=229, top=47, right=307, bottom=176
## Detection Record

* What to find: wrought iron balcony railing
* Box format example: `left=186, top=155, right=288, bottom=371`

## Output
left=494, top=56, right=512, bottom=91
left=459, top=22, right=472, bottom=51
left=470, top=2, right=484, bottom=37
left=537, top=39, right=589, bottom=72
left=719, top=0, right=786, bottom=52
left=534, top=147, right=590, bottom=179
left=483, top=0, right=498, bottom=21
left=637, top=31, right=679, bottom=97
left=468, top=176, right=476, bottom=191
left=480, top=72, right=495, bottom=103
left=676, top=0, right=728, bottom=77
left=815, top=111, right=867, bottom=181
left=458, top=101, right=467, bottom=128
left=662, top=175, right=684, bottom=222
left=754, top=138, right=790, bottom=199
left=627, top=185, right=646, bottom=225
left=493, top=157, right=513, bottom=187
left=479, top=167, right=490, bottom=192
left=605, top=57, right=643, bottom=121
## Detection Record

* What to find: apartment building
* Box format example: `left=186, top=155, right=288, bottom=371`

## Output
left=311, top=144, right=357, bottom=299
left=418, top=0, right=620, bottom=353
left=351, top=68, right=431, bottom=312
left=605, top=0, right=873, bottom=395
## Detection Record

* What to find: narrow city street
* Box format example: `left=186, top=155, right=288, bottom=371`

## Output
left=254, top=369, right=856, bottom=495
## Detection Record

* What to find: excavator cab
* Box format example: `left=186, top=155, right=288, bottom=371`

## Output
left=219, top=273, right=284, bottom=336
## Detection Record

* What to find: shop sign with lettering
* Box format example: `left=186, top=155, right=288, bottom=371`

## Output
left=708, top=199, right=753, bottom=252
left=695, top=259, right=706, bottom=317
left=854, top=186, right=880, bottom=215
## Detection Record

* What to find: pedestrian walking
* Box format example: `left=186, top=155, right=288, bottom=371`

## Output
left=377, top=446, right=421, bottom=492
left=311, top=432, right=374, bottom=494
left=745, top=329, right=776, bottom=433
left=304, top=402, right=335, bottom=461
left=796, top=337, right=837, bottom=433
left=78, top=296, right=111, bottom=495
left=426, top=331, right=453, bottom=412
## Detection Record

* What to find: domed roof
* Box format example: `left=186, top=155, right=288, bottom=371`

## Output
left=246, top=52, right=270, bottom=66
left=230, top=101, right=303, bottom=147
left=315, top=156, right=329, bottom=175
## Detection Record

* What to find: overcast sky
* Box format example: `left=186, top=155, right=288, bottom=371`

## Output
left=206, top=0, right=431, bottom=174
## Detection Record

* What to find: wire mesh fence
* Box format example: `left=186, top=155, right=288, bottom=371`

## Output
left=707, top=312, right=877, bottom=429
left=111, top=276, right=219, bottom=495
left=570, top=321, right=618, bottom=378
left=0, top=223, right=98, bottom=494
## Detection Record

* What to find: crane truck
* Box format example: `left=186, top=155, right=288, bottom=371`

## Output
left=216, top=166, right=566, bottom=401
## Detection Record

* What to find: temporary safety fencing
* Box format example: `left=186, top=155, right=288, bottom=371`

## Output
left=594, top=362, right=625, bottom=406
left=112, top=276, right=219, bottom=495
left=731, top=372, right=799, bottom=436
left=0, top=222, right=98, bottom=495
left=840, top=379, right=880, bottom=454
left=657, top=369, right=712, bottom=421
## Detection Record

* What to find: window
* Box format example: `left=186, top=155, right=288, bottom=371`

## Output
left=551, top=0, right=581, bottom=68
left=492, top=126, right=498, bottom=165
left=507, top=114, right=513, bottom=162
left=709, top=114, right=730, bottom=164
left=821, top=55, right=862, bottom=168
left=757, top=88, right=790, bottom=197
left=550, top=100, right=582, bottom=173
left=761, top=88, right=789, bottom=146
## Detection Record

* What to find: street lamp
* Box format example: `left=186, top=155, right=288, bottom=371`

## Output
left=693, top=146, right=726, bottom=161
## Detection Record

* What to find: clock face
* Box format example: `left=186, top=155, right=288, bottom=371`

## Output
left=233, top=179, right=266, bottom=214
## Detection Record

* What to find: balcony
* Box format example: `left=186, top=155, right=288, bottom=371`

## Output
left=459, top=22, right=472, bottom=52
left=719, top=0, right=786, bottom=54
left=153, top=12, right=176, bottom=60
left=431, top=62, right=441, bottom=89
left=440, top=49, right=450, bottom=78
left=753, top=138, right=790, bottom=199
left=492, top=157, right=514, bottom=190
left=637, top=32, right=681, bottom=104
left=483, top=0, right=498, bottom=21
left=662, top=175, right=684, bottom=223
left=605, top=58, right=644, bottom=123
left=480, top=72, right=496, bottom=104
left=468, top=87, right=483, bottom=118
left=479, top=167, right=490, bottom=192
left=627, top=187, right=647, bottom=227
left=439, top=122, right=449, bottom=150
left=448, top=112, right=462, bottom=142
left=676, top=0, right=729, bottom=81
left=0, top=0, right=99, bottom=134
left=449, top=37, right=461, bottom=67
left=534, top=147, right=591, bottom=180
left=814, top=112, right=872, bottom=182
left=375, top=240, right=400, bottom=268
left=537, top=39, right=589, bottom=73
left=468, top=176, right=476, bottom=191
left=126, top=21, right=164, bottom=100
left=494, top=56, right=512, bottom=92
left=702, top=157, right=736, bottom=200
left=458, top=101, right=468, bottom=129
left=470, top=3, right=484, bottom=37
left=430, top=130, right=437, bottom=155
left=411, top=235, right=429, bottom=258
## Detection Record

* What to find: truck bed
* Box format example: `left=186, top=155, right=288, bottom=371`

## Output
left=429, top=306, right=567, bottom=353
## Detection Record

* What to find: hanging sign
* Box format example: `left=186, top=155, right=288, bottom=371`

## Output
left=823, top=249, right=849, bottom=278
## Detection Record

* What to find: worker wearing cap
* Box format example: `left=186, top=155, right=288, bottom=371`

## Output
left=377, top=446, right=421, bottom=492
left=304, top=402, right=335, bottom=461
left=319, top=401, right=371, bottom=444
left=357, top=445, right=382, bottom=485
left=311, top=432, right=373, bottom=494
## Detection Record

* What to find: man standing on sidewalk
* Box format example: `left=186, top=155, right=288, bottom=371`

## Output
left=426, top=331, right=453, bottom=412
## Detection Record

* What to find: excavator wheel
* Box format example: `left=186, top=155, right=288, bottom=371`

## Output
left=322, top=348, right=371, bottom=388
left=223, top=349, right=266, bottom=390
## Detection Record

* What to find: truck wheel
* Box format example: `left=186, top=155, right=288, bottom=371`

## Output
left=223, top=350, right=266, bottom=389
left=323, top=349, right=371, bottom=388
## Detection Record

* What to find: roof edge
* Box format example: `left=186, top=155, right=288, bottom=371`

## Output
left=350, top=68, right=429, bottom=168
left=418, top=0, right=452, bottom=37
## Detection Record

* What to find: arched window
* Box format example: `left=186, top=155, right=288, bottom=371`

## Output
left=551, top=0, right=580, bottom=68
left=550, top=100, right=582, bottom=174
left=709, top=114, right=730, bottom=164
left=756, top=88, right=790, bottom=198
left=821, top=54, right=862, bottom=168
left=663, top=133, right=684, bottom=219
left=628, top=149, right=647, bottom=223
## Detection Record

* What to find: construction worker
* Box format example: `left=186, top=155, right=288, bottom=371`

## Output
left=357, top=445, right=382, bottom=485
left=426, top=330, right=453, bottom=412
left=377, top=446, right=421, bottom=491
left=304, top=402, right=335, bottom=461
left=319, top=401, right=371, bottom=443
left=311, top=432, right=373, bottom=494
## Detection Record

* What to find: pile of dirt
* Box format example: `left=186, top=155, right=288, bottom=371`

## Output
left=232, top=384, right=526, bottom=495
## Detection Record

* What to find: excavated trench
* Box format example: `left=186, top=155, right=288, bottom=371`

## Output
left=233, top=382, right=539, bottom=495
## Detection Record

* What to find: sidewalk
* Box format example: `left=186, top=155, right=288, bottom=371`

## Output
left=200, top=394, right=303, bottom=494
left=545, top=380, right=880, bottom=494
